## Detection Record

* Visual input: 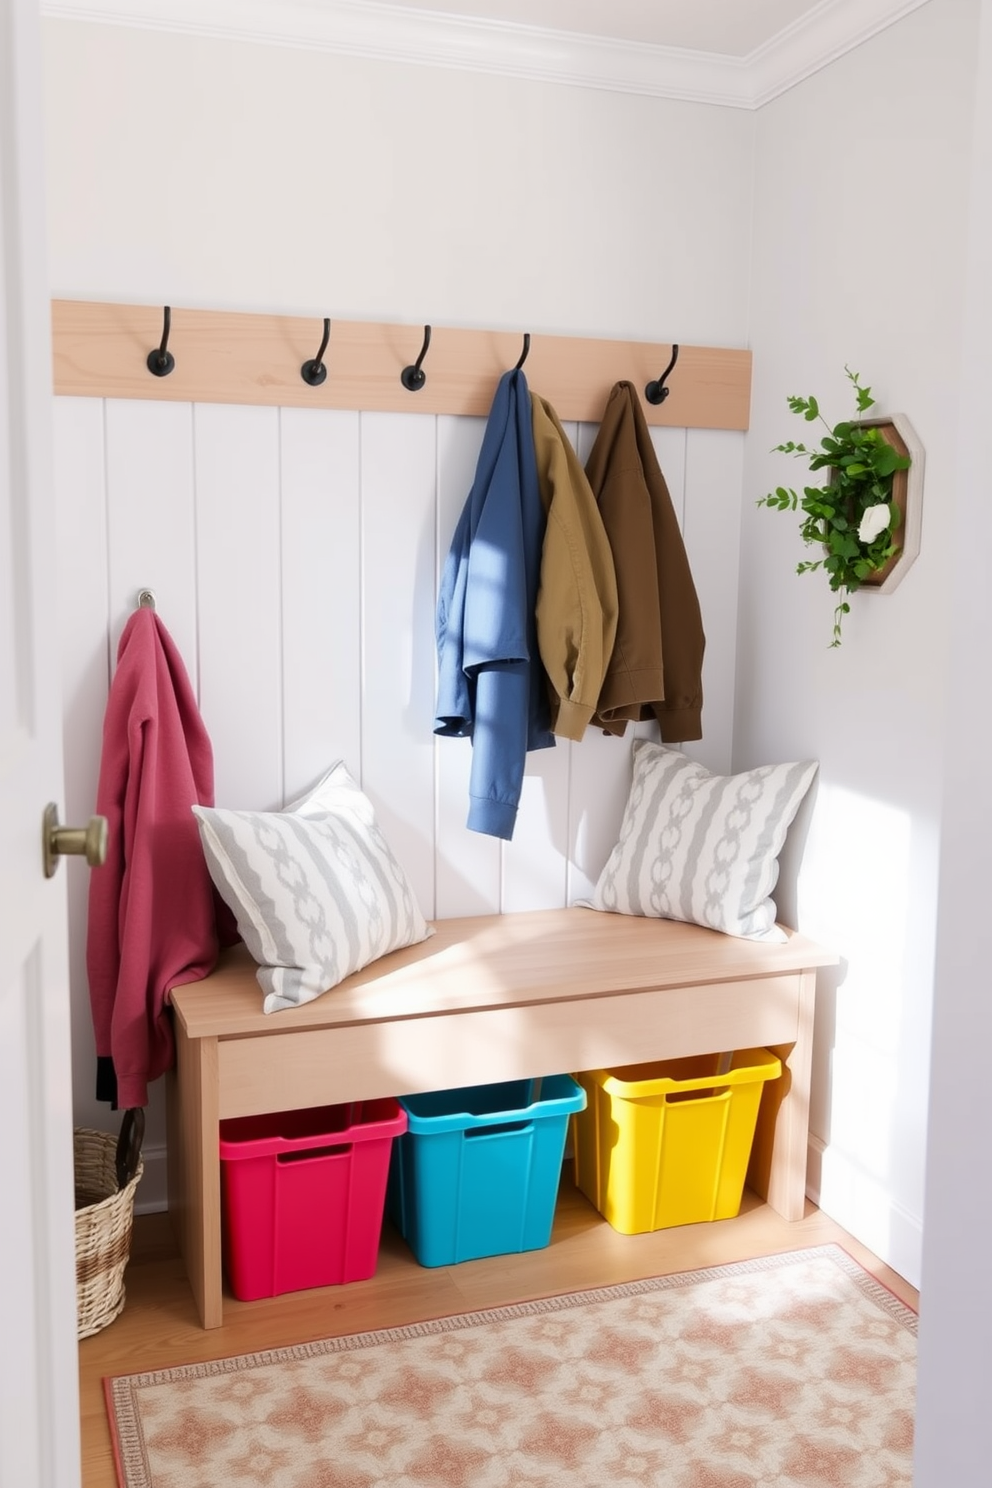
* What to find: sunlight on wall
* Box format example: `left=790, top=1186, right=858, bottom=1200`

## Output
left=798, top=779, right=927, bottom=1283
left=801, top=781, right=911, bottom=1053
left=825, top=1042, right=900, bottom=1177
left=799, top=780, right=912, bottom=1248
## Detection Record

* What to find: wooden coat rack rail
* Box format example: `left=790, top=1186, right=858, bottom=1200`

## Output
left=50, top=300, right=752, bottom=429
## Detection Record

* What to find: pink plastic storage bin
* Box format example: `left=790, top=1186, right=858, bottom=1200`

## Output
left=219, top=1098, right=407, bottom=1300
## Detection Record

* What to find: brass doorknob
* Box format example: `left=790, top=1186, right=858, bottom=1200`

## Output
left=43, top=803, right=109, bottom=878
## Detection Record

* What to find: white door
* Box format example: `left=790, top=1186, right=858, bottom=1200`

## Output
left=0, top=1, right=83, bottom=1485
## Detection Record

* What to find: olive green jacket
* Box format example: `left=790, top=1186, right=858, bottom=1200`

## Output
left=531, top=393, right=619, bottom=741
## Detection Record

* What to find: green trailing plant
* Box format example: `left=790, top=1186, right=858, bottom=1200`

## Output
left=758, top=367, right=911, bottom=646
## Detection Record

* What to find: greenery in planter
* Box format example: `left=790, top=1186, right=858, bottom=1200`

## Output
left=758, top=367, right=911, bottom=646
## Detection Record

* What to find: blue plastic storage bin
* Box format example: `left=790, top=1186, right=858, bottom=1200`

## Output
left=387, top=1075, right=586, bottom=1267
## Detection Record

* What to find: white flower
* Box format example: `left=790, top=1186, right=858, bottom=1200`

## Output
left=858, top=503, right=892, bottom=544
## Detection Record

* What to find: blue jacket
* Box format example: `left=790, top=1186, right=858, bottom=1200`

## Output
left=434, top=369, right=554, bottom=839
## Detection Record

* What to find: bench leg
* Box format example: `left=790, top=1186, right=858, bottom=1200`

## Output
left=747, top=968, right=816, bottom=1222
left=167, top=1029, right=223, bottom=1328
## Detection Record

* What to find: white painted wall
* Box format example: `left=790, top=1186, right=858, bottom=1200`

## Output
left=914, top=1, right=992, bottom=1477
left=741, top=0, right=979, bottom=1288
left=40, top=19, right=753, bottom=345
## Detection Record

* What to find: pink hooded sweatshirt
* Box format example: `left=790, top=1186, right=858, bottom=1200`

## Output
left=86, top=608, right=232, bottom=1108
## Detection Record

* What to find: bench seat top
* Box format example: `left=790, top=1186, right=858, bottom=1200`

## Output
left=170, top=907, right=838, bottom=1041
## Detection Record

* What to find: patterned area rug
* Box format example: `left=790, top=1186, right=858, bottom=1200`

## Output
left=106, top=1245, right=917, bottom=1488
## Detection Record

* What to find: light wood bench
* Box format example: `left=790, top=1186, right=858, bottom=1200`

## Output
left=167, top=907, right=837, bottom=1328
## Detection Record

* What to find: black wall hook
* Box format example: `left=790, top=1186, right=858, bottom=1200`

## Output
left=401, top=325, right=432, bottom=392
left=514, top=333, right=531, bottom=371
left=644, top=344, right=679, bottom=405
left=146, top=306, right=175, bottom=378
left=301, top=318, right=331, bottom=386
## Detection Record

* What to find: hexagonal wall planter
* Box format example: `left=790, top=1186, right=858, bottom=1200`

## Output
left=857, top=412, right=925, bottom=594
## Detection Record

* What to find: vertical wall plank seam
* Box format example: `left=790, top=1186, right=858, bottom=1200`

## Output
left=99, top=398, right=112, bottom=689
left=186, top=401, right=199, bottom=699
left=361, top=407, right=368, bottom=797
left=670, top=425, right=686, bottom=532
left=276, top=407, right=286, bottom=806
left=685, top=426, right=698, bottom=539
left=430, top=412, right=440, bottom=921
left=190, top=402, right=203, bottom=707
left=681, top=426, right=690, bottom=532
left=562, top=419, right=579, bottom=908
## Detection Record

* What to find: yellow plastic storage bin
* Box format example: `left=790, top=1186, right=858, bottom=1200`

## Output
left=572, top=1048, right=782, bottom=1234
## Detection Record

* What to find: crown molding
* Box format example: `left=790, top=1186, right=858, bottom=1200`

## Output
left=41, top=0, right=934, bottom=109
left=747, top=0, right=934, bottom=108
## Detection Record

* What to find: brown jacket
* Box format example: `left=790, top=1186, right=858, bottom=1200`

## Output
left=585, top=382, right=704, bottom=741
left=531, top=394, right=618, bottom=741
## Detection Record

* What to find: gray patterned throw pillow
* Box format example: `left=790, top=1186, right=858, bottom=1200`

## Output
left=193, top=762, right=431, bottom=1013
left=589, top=740, right=818, bottom=942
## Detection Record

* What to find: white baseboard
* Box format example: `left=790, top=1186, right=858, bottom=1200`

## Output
left=133, top=1142, right=168, bottom=1216
left=807, top=1134, right=923, bottom=1290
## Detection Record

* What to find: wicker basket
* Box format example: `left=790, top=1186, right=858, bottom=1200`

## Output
left=74, top=1127, right=144, bottom=1340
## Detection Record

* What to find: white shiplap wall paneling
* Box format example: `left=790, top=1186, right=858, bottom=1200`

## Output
left=360, top=411, right=439, bottom=920
left=567, top=729, right=631, bottom=905
left=102, top=398, right=230, bottom=1201
left=433, top=413, right=503, bottom=919
left=53, top=391, right=733, bottom=1201
left=501, top=414, right=580, bottom=914
left=682, top=430, right=745, bottom=776
left=501, top=741, right=572, bottom=913
left=280, top=408, right=362, bottom=805
left=650, top=426, right=689, bottom=530
left=104, top=395, right=199, bottom=675
left=194, top=403, right=283, bottom=809
left=104, top=399, right=199, bottom=679
left=565, top=420, right=668, bottom=903
left=54, top=396, right=110, bottom=824
left=53, top=396, right=111, bottom=1133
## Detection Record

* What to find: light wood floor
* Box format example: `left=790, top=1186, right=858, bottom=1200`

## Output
left=79, top=1167, right=919, bottom=1487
